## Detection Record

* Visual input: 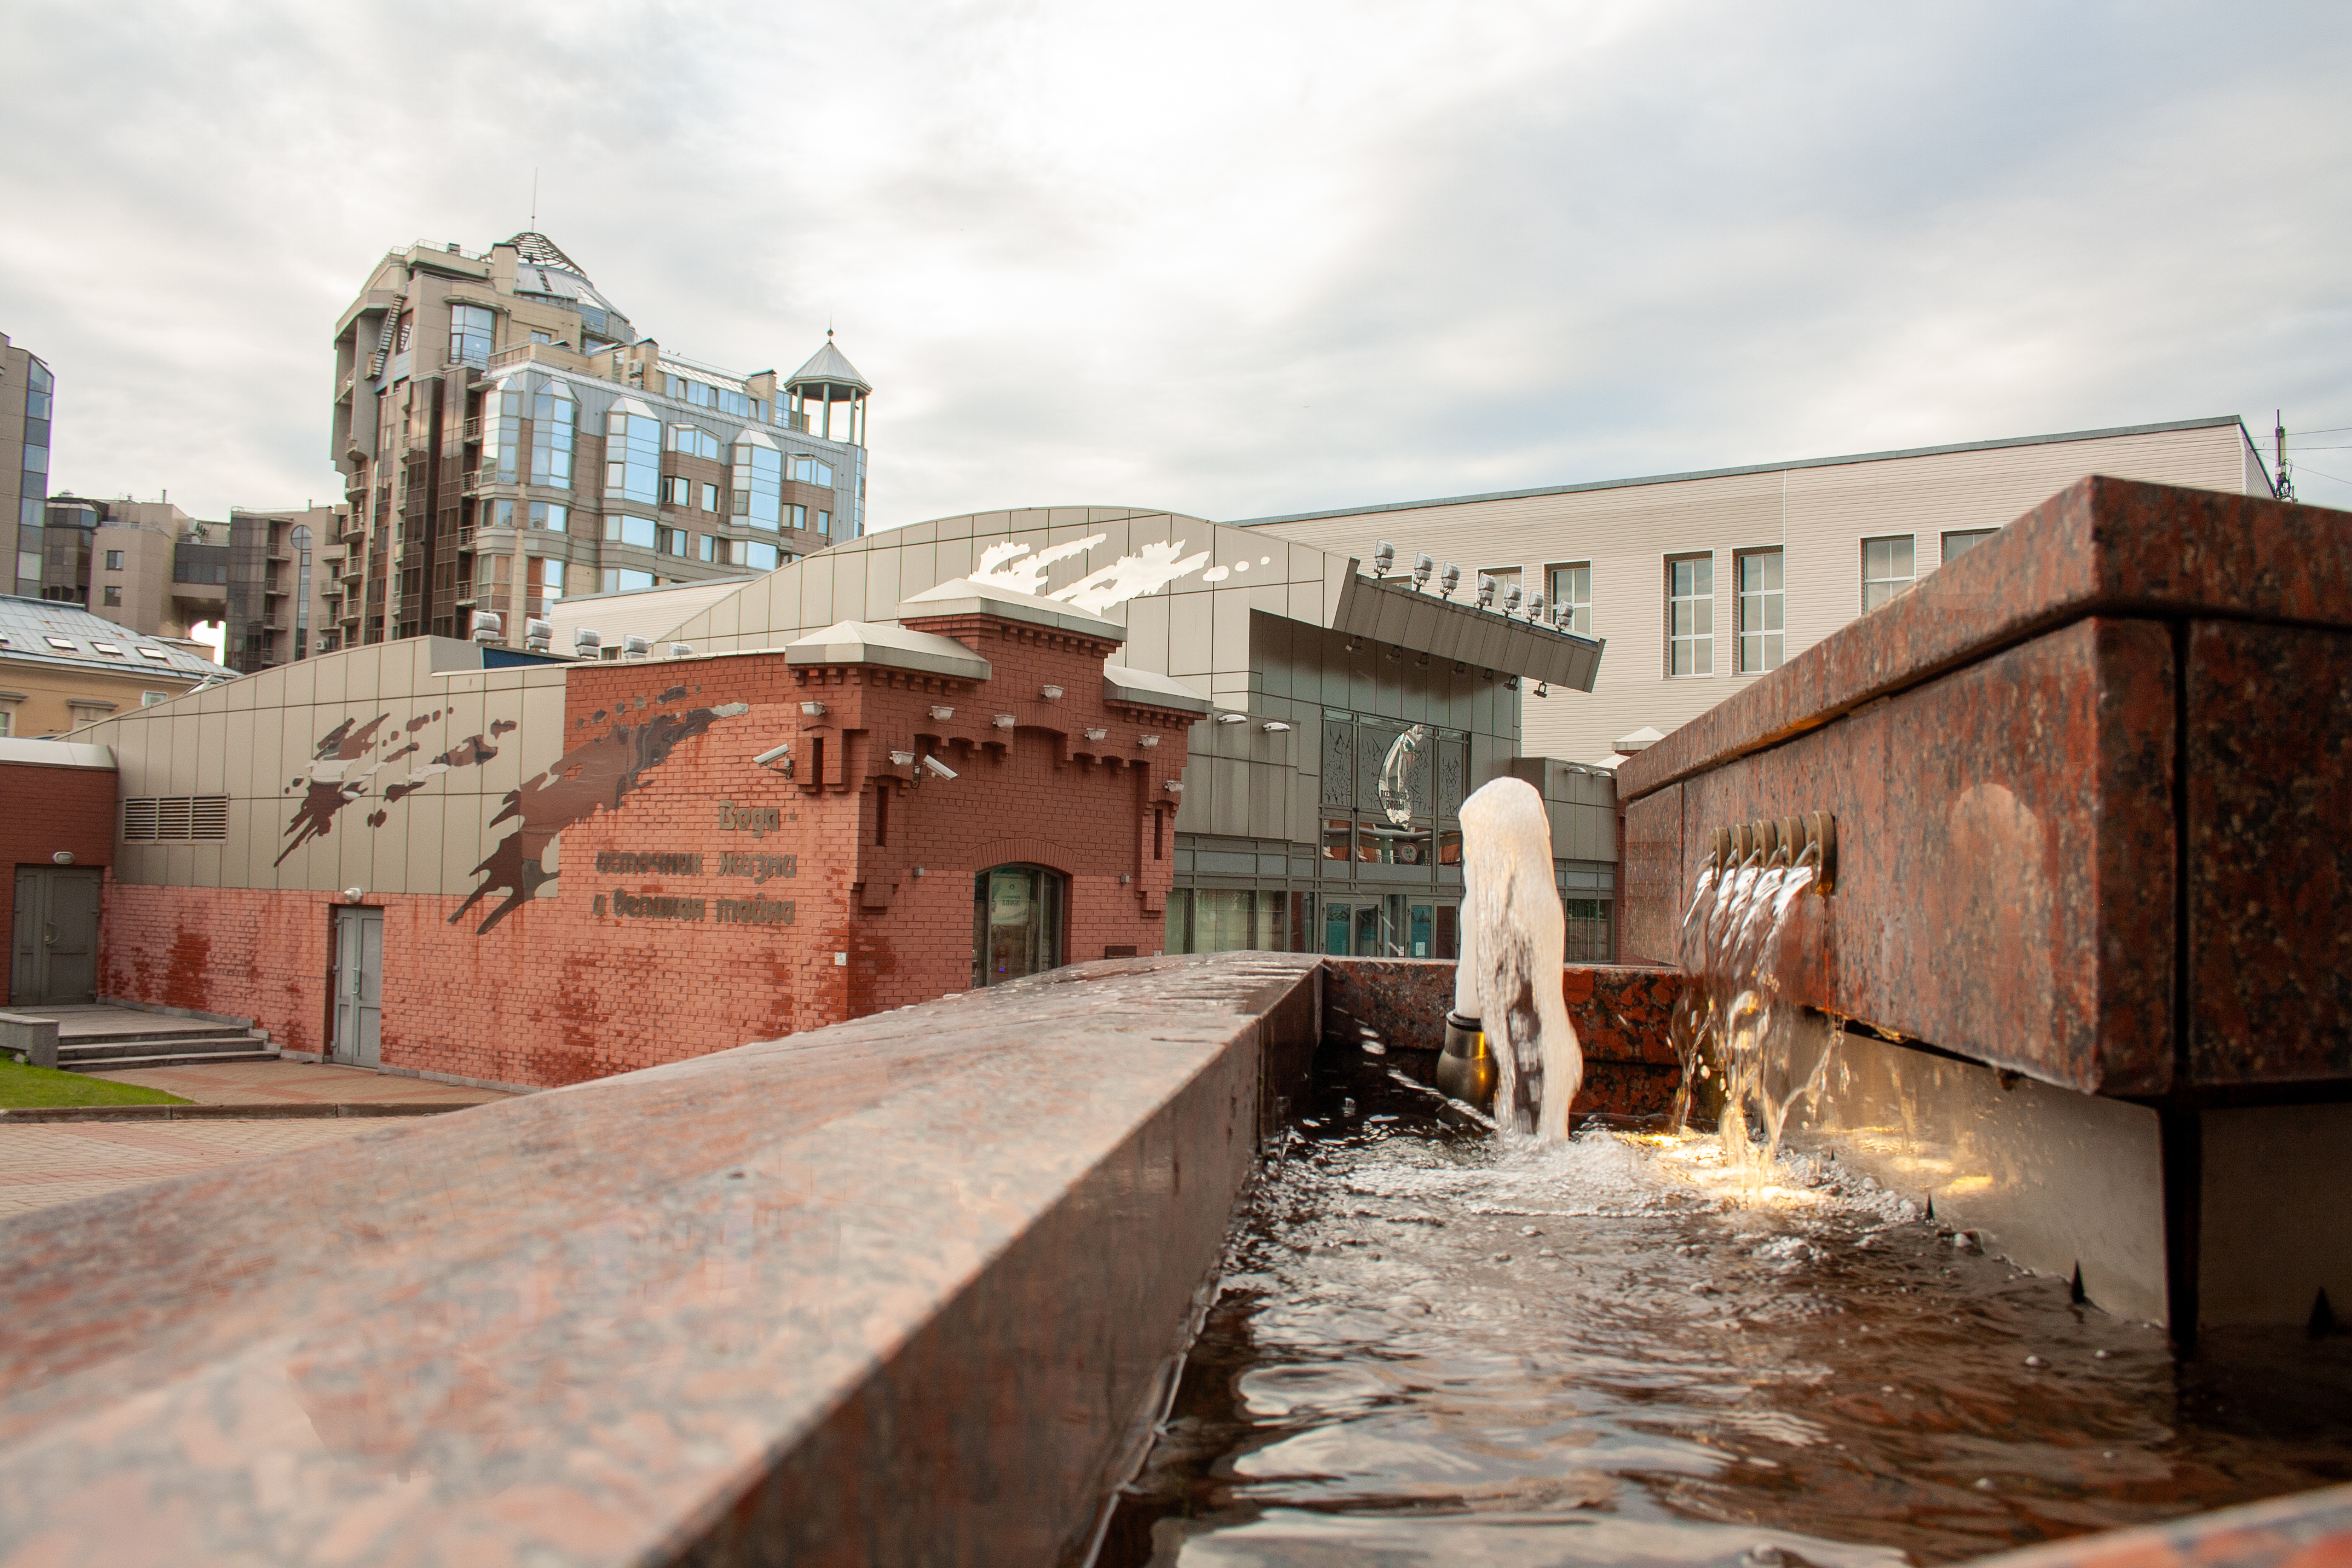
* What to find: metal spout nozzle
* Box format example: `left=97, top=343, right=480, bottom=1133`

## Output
left=1434, top=1011, right=1497, bottom=1112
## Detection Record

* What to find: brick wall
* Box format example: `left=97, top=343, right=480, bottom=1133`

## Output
left=96, top=614, right=1196, bottom=1086
left=1, top=761, right=116, bottom=999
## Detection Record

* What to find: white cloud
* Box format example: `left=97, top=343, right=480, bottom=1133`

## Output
left=1, top=0, right=2345, bottom=524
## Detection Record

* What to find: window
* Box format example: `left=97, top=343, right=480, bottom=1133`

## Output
left=1862, top=535, right=1915, bottom=611
left=449, top=304, right=495, bottom=368
left=104, top=549, right=123, bottom=570
left=1667, top=555, right=1714, bottom=676
left=604, top=410, right=661, bottom=504
left=665, top=475, right=692, bottom=506
left=668, top=424, right=721, bottom=460
left=529, top=383, right=574, bottom=486
left=530, top=329, right=553, bottom=345
left=701, top=482, right=719, bottom=513
left=141, top=690, right=169, bottom=707
left=698, top=534, right=717, bottom=563
left=1736, top=549, right=1783, bottom=673
left=604, top=514, right=657, bottom=549
left=487, top=387, right=524, bottom=482
left=791, top=456, right=834, bottom=487
left=0, top=710, right=10, bottom=737
left=1547, top=563, right=1592, bottom=633
left=103, top=586, right=122, bottom=607
left=656, top=525, right=690, bottom=557
left=817, top=511, right=832, bottom=535
left=395, top=313, right=414, bottom=353
left=24, top=361, right=50, bottom=419
left=745, top=541, right=779, bottom=572
left=529, top=501, right=567, bottom=532
left=601, top=568, right=656, bottom=593
left=786, top=504, right=807, bottom=531
left=1942, top=528, right=1996, bottom=564
left=733, top=441, right=782, bottom=526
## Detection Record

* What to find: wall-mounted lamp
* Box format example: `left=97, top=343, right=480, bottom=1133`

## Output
left=1261, top=720, right=1292, bottom=733
left=1371, top=540, right=1396, bottom=577
left=1039, top=685, right=1063, bottom=700
left=1120, top=872, right=1132, bottom=884
left=1138, top=734, right=1161, bottom=748
left=342, top=886, right=364, bottom=902
left=1164, top=780, right=1183, bottom=794
left=914, top=866, right=927, bottom=877
left=992, top=713, right=1016, bottom=730
left=621, top=634, right=652, bottom=661
left=1384, top=645, right=1402, bottom=661
left=573, top=628, right=603, bottom=659
left=524, top=618, right=553, bottom=652
left=471, top=611, right=503, bottom=645
left=1526, top=590, right=1546, bottom=622
left=1215, top=712, right=1247, bottom=725
left=889, top=750, right=915, bottom=766
left=929, top=705, right=954, bottom=720
left=1503, top=584, right=1522, bottom=616
left=1475, top=574, right=1497, bottom=610
left=1503, top=676, right=1521, bottom=691
left=921, top=754, right=958, bottom=779
left=1085, top=727, right=1109, bottom=741
left=1344, top=637, right=1364, bottom=655
left=1533, top=682, right=1550, bottom=697
left=50, top=851, right=73, bottom=866
left=1439, top=563, right=1462, bottom=599
left=1412, top=552, right=1434, bottom=589
left=801, top=701, right=826, bottom=717
left=668, top=642, right=694, bottom=659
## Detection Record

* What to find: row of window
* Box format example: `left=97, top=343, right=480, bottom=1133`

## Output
left=1516, top=529, right=1995, bottom=678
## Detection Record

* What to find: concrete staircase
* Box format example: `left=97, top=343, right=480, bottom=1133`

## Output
left=47, top=1008, right=279, bottom=1074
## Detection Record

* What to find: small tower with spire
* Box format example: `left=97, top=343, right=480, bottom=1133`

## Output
left=785, top=331, right=872, bottom=446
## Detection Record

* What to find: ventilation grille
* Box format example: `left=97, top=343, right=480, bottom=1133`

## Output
left=122, top=796, right=229, bottom=842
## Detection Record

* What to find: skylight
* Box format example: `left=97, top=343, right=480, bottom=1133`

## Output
left=92, top=642, right=122, bottom=655
left=136, top=647, right=171, bottom=661
left=44, top=636, right=75, bottom=651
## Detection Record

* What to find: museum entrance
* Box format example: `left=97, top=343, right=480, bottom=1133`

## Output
left=973, top=865, right=1067, bottom=988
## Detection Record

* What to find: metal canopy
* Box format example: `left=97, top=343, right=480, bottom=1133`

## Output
left=1328, top=569, right=1604, bottom=691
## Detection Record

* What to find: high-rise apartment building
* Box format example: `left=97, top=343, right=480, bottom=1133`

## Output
left=1, top=332, right=57, bottom=599
left=39, top=495, right=229, bottom=646
left=327, top=233, right=870, bottom=650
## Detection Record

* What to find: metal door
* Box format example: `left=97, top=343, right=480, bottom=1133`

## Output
left=332, top=906, right=383, bottom=1067
left=11, top=867, right=102, bottom=1005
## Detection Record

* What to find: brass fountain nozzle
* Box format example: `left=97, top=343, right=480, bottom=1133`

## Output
left=1434, top=1011, right=1497, bottom=1112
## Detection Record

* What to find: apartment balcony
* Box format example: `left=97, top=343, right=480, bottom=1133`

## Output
left=462, top=469, right=488, bottom=496
left=463, top=417, right=483, bottom=445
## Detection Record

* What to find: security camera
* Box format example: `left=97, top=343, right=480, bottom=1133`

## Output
left=753, top=742, right=792, bottom=767
left=922, top=754, right=958, bottom=779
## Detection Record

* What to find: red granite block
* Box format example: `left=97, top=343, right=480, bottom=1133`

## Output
left=2187, top=620, right=2352, bottom=1085
left=1652, top=616, right=2175, bottom=1096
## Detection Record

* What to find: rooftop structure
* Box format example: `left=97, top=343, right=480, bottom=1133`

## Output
left=1245, top=415, right=2278, bottom=765
left=325, top=232, right=872, bottom=655
left=1, top=331, right=56, bottom=599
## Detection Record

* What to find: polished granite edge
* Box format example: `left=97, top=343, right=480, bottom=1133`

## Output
left=0, top=952, right=1321, bottom=1567
left=1964, top=1479, right=2352, bottom=1568
left=1620, top=477, right=2352, bottom=800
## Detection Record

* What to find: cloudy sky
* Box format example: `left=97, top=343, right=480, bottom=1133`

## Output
left=4, top=1, right=2348, bottom=528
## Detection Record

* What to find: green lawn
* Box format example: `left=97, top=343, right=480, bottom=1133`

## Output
left=0, top=1057, right=191, bottom=1108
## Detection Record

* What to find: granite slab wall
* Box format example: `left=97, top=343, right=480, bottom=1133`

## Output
left=1619, top=477, right=2352, bottom=1098
left=0, top=952, right=1319, bottom=1567
left=1966, top=1480, right=2352, bottom=1568
left=1322, top=957, right=1687, bottom=1119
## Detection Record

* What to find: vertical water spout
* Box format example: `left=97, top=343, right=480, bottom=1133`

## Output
left=1455, top=777, right=1584, bottom=1140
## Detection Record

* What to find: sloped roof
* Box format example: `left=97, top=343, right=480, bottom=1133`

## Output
left=896, top=578, right=1126, bottom=641
left=502, top=231, right=590, bottom=276
left=0, top=596, right=221, bottom=679
left=784, top=621, right=993, bottom=681
left=544, top=578, right=760, bottom=652
left=786, top=335, right=871, bottom=396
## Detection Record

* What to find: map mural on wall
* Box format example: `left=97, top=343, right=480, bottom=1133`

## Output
left=281, top=690, right=748, bottom=935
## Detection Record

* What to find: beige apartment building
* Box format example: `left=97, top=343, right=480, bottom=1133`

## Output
left=1247, top=416, right=2278, bottom=765
left=38, top=496, right=228, bottom=645
left=0, top=596, right=219, bottom=737
left=2, top=332, right=56, bottom=598
left=328, top=232, right=869, bottom=652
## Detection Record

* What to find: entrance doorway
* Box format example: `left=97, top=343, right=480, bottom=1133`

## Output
left=332, top=905, right=384, bottom=1066
left=11, top=867, right=102, bottom=1004
left=1319, top=895, right=1455, bottom=958
left=972, top=865, right=1066, bottom=987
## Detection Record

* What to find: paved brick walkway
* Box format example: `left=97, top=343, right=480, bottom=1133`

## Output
left=0, top=1119, right=392, bottom=1218
left=86, top=1059, right=513, bottom=1106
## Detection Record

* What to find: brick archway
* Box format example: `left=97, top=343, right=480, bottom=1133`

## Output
left=963, top=837, right=1077, bottom=878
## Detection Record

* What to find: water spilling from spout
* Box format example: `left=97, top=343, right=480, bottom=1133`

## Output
left=1672, top=831, right=1846, bottom=1184
left=1454, top=777, right=1583, bottom=1140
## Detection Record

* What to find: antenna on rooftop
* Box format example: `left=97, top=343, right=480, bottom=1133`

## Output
left=530, top=166, right=538, bottom=231
left=2276, top=410, right=2296, bottom=502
